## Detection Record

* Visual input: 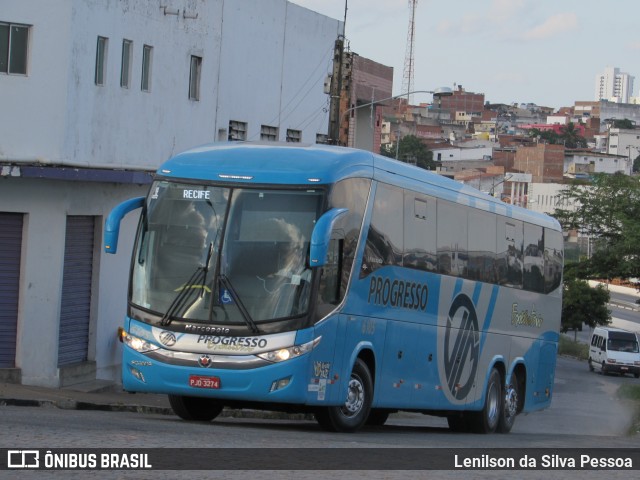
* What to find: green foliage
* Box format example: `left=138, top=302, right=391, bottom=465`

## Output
left=561, top=278, right=610, bottom=333
left=380, top=135, right=435, bottom=170
left=553, top=172, right=640, bottom=280
left=558, top=335, right=589, bottom=360
left=633, top=154, right=640, bottom=173
left=612, top=119, right=635, bottom=129
left=527, top=122, right=587, bottom=148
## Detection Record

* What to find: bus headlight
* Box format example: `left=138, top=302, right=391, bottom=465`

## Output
left=257, top=336, right=321, bottom=363
left=118, top=328, right=160, bottom=354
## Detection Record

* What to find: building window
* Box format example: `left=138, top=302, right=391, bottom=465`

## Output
left=120, top=39, right=132, bottom=88
left=316, top=133, right=328, bottom=144
left=141, top=44, right=152, bottom=92
left=189, top=55, right=202, bottom=100
left=261, top=125, right=278, bottom=141
left=286, top=129, right=301, bottom=143
left=228, top=121, right=247, bottom=141
left=0, top=22, right=29, bottom=74
left=95, top=36, right=108, bottom=85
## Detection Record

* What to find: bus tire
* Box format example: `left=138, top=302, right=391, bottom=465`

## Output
left=470, top=368, right=502, bottom=434
left=168, top=395, right=224, bottom=421
left=497, top=372, right=518, bottom=434
left=366, top=409, right=391, bottom=426
left=314, top=358, right=373, bottom=433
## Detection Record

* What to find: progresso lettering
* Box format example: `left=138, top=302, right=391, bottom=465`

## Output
left=367, top=276, right=428, bottom=311
left=196, top=335, right=268, bottom=348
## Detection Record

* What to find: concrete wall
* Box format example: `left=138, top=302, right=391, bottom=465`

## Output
left=0, top=0, right=341, bottom=386
left=0, top=175, right=146, bottom=386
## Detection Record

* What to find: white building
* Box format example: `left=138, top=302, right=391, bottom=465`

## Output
left=565, top=150, right=632, bottom=176
left=607, top=128, right=640, bottom=165
left=0, top=0, right=341, bottom=387
left=595, top=67, right=635, bottom=104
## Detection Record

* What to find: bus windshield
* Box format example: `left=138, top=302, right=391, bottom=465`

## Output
left=131, top=181, right=324, bottom=326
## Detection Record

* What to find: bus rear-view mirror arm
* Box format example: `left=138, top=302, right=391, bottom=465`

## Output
left=309, top=208, right=348, bottom=268
left=104, top=197, right=145, bottom=254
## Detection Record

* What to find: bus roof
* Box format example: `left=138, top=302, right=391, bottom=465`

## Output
left=158, top=142, right=560, bottom=230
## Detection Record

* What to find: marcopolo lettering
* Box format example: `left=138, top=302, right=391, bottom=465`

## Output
left=367, top=276, right=428, bottom=311
left=196, top=335, right=268, bottom=348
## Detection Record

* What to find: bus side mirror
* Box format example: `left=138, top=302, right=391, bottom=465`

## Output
left=104, top=197, right=145, bottom=254
left=309, top=208, right=348, bottom=268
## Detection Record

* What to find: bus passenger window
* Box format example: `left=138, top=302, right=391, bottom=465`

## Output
left=360, top=183, right=403, bottom=278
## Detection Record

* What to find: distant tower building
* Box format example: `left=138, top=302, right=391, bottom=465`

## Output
left=595, top=67, right=634, bottom=103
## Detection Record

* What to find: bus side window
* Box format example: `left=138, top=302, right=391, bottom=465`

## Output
left=318, top=237, right=343, bottom=306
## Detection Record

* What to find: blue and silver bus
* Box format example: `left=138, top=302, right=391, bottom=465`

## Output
left=105, top=142, right=563, bottom=433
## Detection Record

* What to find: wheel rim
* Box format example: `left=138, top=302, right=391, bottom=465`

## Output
left=504, top=385, right=518, bottom=420
left=486, top=381, right=500, bottom=424
left=340, top=373, right=365, bottom=417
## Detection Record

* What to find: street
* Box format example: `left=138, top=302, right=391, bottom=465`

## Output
left=1, top=355, right=638, bottom=479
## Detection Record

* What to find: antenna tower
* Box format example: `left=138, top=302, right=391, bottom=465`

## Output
left=402, top=0, right=418, bottom=105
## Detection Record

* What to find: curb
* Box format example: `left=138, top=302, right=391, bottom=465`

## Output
left=0, top=397, right=314, bottom=421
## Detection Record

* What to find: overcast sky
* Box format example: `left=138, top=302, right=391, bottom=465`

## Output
left=292, top=0, right=640, bottom=110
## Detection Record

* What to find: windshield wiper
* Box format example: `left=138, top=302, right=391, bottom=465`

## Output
left=160, top=242, right=214, bottom=326
left=219, top=274, right=259, bottom=334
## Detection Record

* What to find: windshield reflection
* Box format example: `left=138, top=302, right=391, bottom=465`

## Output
left=131, top=182, right=323, bottom=326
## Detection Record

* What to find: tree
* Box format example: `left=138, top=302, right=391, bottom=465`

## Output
left=559, top=122, right=587, bottom=148
left=528, top=128, right=559, bottom=145
left=561, top=278, right=610, bottom=340
left=380, top=135, right=435, bottom=170
left=632, top=154, right=640, bottom=173
left=553, top=172, right=640, bottom=280
left=612, top=119, right=635, bottom=129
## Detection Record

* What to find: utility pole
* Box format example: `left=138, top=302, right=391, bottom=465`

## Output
left=327, top=1, right=348, bottom=145
left=327, top=36, right=345, bottom=145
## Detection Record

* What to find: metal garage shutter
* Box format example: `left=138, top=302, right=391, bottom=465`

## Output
left=0, top=213, right=23, bottom=368
left=58, top=216, right=95, bottom=367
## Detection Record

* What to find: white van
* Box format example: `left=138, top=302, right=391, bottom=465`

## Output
left=588, top=327, right=640, bottom=378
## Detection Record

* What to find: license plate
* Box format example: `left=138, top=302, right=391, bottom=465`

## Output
left=620, top=366, right=628, bottom=371
left=189, top=375, right=221, bottom=389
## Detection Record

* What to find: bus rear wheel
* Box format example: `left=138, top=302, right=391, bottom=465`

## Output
left=497, top=372, right=518, bottom=433
left=314, top=358, right=373, bottom=433
left=168, top=395, right=224, bottom=421
left=469, top=368, right=502, bottom=434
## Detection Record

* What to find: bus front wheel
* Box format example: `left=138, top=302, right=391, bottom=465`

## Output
left=314, top=358, right=373, bottom=433
left=168, top=395, right=224, bottom=421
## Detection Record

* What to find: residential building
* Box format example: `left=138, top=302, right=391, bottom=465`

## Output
left=606, top=128, right=640, bottom=164
left=565, top=150, right=631, bottom=176
left=341, top=54, right=393, bottom=151
left=595, top=67, right=635, bottom=104
left=0, top=0, right=341, bottom=387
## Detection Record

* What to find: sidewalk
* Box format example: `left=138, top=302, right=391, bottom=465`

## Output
left=0, top=380, right=172, bottom=415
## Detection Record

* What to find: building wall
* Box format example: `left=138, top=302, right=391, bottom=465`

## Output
left=346, top=54, right=393, bottom=151
left=0, top=175, right=146, bottom=385
left=565, top=152, right=631, bottom=175
left=439, top=86, right=484, bottom=118
left=1, top=0, right=340, bottom=168
left=513, top=144, right=564, bottom=183
left=0, top=0, right=341, bottom=386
